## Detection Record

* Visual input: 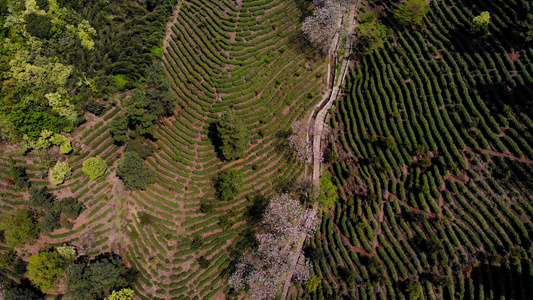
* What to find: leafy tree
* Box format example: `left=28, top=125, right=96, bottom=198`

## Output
left=3, top=279, right=43, bottom=300
left=49, top=161, right=71, bottom=185
left=125, top=138, right=156, bottom=159
left=24, top=13, right=53, bottom=39
left=215, top=169, right=242, bottom=201
left=10, top=166, right=29, bottom=188
left=38, top=212, right=59, bottom=234
left=316, top=173, right=338, bottom=210
left=0, top=250, right=16, bottom=268
left=105, top=288, right=134, bottom=300
left=216, top=111, right=250, bottom=161
left=304, top=275, right=321, bottom=292
left=198, top=256, right=209, bottom=268
left=82, top=157, right=107, bottom=179
left=472, top=11, right=490, bottom=36
left=53, top=196, right=83, bottom=219
left=405, top=279, right=422, bottom=299
left=381, top=135, right=396, bottom=149
left=137, top=212, right=153, bottom=227
left=110, top=115, right=128, bottom=145
left=355, top=20, right=388, bottom=55
left=66, top=253, right=137, bottom=300
left=125, top=90, right=158, bottom=137
left=394, top=0, right=429, bottom=27
left=0, top=210, right=38, bottom=248
left=29, top=187, right=56, bottom=211
left=27, top=250, right=67, bottom=291
left=116, top=152, right=155, bottom=190
left=52, top=196, right=78, bottom=218
left=56, top=245, right=77, bottom=264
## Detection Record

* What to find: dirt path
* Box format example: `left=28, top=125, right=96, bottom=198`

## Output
left=280, top=4, right=357, bottom=299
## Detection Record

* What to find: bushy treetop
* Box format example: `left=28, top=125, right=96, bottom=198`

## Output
left=82, top=157, right=107, bottom=180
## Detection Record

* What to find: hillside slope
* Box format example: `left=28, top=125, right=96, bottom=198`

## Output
left=298, top=0, right=533, bottom=299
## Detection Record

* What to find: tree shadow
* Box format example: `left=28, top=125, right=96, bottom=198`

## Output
left=468, top=261, right=533, bottom=299
left=206, top=121, right=223, bottom=160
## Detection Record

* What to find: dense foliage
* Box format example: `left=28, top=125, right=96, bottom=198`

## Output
left=0, top=0, right=177, bottom=144
left=65, top=253, right=137, bottom=300
left=49, top=161, right=71, bottom=185
left=393, top=0, right=429, bottom=26
left=27, top=250, right=67, bottom=291
left=0, top=210, right=38, bottom=248
left=216, top=111, right=250, bottom=161
left=116, top=152, right=156, bottom=190
left=214, top=169, right=242, bottom=201
left=82, top=157, right=107, bottom=180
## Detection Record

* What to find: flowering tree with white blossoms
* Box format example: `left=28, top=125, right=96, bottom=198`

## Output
left=302, top=0, right=344, bottom=54
left=287, top=121, right=312, bottom=164
left=229, top=193, right=319, bottom=299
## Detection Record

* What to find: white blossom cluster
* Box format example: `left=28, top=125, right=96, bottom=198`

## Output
left=302, top=0, right=344, bottom=53
left=287, top=121, right=312, bottom=164
left=229, top=194, right=319, bottom=299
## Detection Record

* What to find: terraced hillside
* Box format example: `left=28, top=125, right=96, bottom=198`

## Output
left=297, top=0, right=533, bottom=299
left=0, top=0, right=327, bottom=298
left=0, top=105, right=125, bottom=277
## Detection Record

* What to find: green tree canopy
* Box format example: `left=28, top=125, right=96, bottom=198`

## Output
left=66, top=253, right=137, bottom=300
left=0, top=209, right=38, bottom=248
left=216, top=110, right=250, bottom=161
left=3, top=279, right=43, bottom=300
left=105, top=288, right=134, bottom=300
left=10, top=166, right=29, bottom=188
left=405, top=279, right=423, bottom=299
left=27, top=250, right=67, bottom=291
left=29, top=186, right=56, bottom=211
left=316, top=173, right=338, bottom=210
left=125, top=90, right=158, bottom=137
left=394, top=0, right=430, bottom=27
left=109, top=115, right=128, bottom=145
left=82, top=157, right=107, bottom=180
left=215, top=169, right=242, bottom=201
left=472, top=11, right=490, bottom=36
left=49, top=161, right=71, bottom=185
left=355, top=20, right=388, bottom=55
left=116, top=152, right=155, bottom=190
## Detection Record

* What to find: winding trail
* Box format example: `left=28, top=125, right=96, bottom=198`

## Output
left=280, top=4, right=357, bottom=299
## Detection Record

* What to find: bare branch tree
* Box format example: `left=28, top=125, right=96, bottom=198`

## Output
left=229, top=194, right=318, bottom=299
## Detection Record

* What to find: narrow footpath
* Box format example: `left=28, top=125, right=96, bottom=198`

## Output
left=280, top=4, right=357, bottom=299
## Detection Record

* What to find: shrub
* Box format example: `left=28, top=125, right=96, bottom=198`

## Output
left=82, top=157, right=107, bottom=180
left=49, top=161, right=71, bottom=185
